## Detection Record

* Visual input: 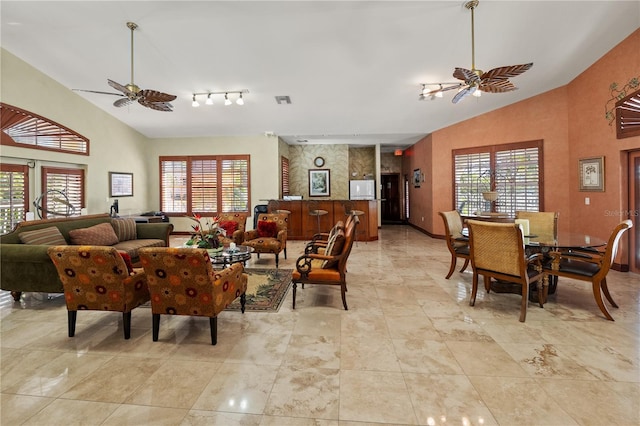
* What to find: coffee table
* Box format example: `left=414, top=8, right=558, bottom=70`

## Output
left=210, top=245, right=254, bottom=268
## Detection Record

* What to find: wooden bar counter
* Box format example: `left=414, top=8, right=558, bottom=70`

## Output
left=273, top=200, right=378, bottom=241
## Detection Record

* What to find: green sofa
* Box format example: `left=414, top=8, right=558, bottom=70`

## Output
left=0, top=214, right=173, bottom=301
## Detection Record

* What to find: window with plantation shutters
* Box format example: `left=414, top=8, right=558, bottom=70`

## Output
left=281, top=156, right=290, bottom=196
left=453, top=141, right=543, bottom=217
left=0, top=164, right=29, bottom=234
left=160, top=155, right=250, bottom=215
left=1, top=103, right=89, bottom=155
left=41, top=167, right=84, bottom=219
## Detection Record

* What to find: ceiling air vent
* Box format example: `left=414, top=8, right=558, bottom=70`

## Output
left=275, top=95, right=291, bottom=105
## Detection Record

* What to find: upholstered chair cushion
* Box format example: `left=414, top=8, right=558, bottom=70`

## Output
left=217, top=213, right=248, bottom=245
left=19, top=226, right=67, bottom=245
left=69, top=223, right=119, bottom=246
left=219, top=220, right=239, bottom=236
left=323, top=229, right=345, bottom=269
left=111, top=218, right=137, bottom=241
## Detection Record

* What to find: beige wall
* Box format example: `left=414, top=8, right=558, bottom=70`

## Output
left=1, top=49, right=150, bottom=216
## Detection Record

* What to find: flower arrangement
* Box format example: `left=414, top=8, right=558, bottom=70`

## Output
left=185, top=214, right=226, bottom=250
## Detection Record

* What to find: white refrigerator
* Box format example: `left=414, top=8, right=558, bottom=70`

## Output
left=349, top=180, right=376, bottom=200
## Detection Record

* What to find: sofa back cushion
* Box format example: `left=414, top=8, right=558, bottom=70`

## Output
left=111, top=218, right=137, bottom=241
left=69, top=223, right=119, bottom=246
left=19, top=226, right=67, bottom=245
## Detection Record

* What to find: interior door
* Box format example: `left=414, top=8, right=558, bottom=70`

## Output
left=381, top=174, right=401, bottom=222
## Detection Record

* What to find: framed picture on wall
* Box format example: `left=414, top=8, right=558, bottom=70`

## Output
left=109, top=172, right=134, bottom=197
left=579, top=157, right=605, bottom=192
left=309, top=169, right=330, bottom=197
left=413, top=169, right=421, bottom=188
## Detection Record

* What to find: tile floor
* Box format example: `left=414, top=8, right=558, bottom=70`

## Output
left=1, top=225, right=639, bottom=425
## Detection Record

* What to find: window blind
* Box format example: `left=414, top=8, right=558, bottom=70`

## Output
left=0, top=164, right=29, bottom=234
left=41, top=167, right=84, bottom=218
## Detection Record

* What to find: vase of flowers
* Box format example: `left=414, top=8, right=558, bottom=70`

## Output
left=184, top=214, right=226, bottom=254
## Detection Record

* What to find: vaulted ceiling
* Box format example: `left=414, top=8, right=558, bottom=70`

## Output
left=2, top=1, right=638, bottom=152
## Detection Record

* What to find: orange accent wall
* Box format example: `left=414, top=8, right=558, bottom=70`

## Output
left=408, top=29, right=639, bottom=264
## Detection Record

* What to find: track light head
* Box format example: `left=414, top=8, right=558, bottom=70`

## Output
left=192, top=95, right=199, bottom=107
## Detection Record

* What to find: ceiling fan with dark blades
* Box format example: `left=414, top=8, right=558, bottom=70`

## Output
left=73, top=22, right=176, bottom=112
left=420, top=0, right=532, bottom=104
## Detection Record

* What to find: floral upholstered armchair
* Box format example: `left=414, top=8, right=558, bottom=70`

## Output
left=138, top=247, right=248, bottom=345
left=47, top=246, right=150, bottom=339
left=218, top=213, right=249, bottom=245
left=243, top=212, right=288, bottom=267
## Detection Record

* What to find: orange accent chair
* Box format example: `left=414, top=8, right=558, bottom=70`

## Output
left=292, top=215, right=358, bottom=310
left=47, top=246, right=150, bottom=339
left=217, top=212, right=249, bottom=245
left=243, top=213, right=288, bottom=267
left=138, top=247, right=248, bottom=345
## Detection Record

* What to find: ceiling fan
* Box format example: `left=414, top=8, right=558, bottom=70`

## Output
left=420, top=0, right=533, bottom=104
left=74, top=22, right=176, bottom=112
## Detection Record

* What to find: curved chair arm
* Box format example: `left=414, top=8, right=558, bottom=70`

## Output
left=277, top=229, right=288, bottom=244
left=294, top=252, right=335, bottom=279
left=245, top=229, right=259, bottom=240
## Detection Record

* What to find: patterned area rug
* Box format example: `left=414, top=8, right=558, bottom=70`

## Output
left=226, top=268, right=292, bottom=312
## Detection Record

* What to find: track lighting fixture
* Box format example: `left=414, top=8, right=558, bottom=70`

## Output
left=191, top=90, right=249, bottom=107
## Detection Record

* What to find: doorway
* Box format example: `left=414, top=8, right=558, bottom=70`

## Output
left=629, top=151, right=640, bottom=273
left=381, top=174, right=402, bottom=223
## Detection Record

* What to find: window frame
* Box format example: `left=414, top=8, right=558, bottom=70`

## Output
left=281, top=156, right=290, bottom=197
left=0, top=163, right=29, bottom=234
left=40, top=166, right=85, bottom=219
left=452, top=140, right=544, bottom=217
left=159, top=155, right=251, bottom=216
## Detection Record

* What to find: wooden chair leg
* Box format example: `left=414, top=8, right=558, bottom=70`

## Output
left=592, top=281, right=615, bottom=321
left=459, top=258, right=469, bottom=273
left=275, top=254, right=279, bottom=268
left=240, top=293, right=246, bottom=313
left=470, top=274, right=478, bottom=306
left=445, top=256, right=457, bottom=279
left=341, top=283, right=348, bottom=310
left=292, top=282, right=297, bottom=309
left=519, top=282, right=529, bottom=322
left=68, top=310, right=77, bottom=337
left=210, top=317, right=218, bottom=345
left=600, top=278, right=619, bottom=308
left=152, top=314, right=160, bottom=341
left=122, top=312, right=132, bottom=339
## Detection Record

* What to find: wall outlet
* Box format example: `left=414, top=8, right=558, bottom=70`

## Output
left=585, top=197, right=590, bottom=205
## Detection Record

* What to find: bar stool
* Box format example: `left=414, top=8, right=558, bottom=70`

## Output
left=268, top=199, right=291, bottom=222
left=308, top=202, right=328, bottom=235
left=343, top=202, right=365, bottom=245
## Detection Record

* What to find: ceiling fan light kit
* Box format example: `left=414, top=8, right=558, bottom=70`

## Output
left=419, top=0, right=532, bottom=104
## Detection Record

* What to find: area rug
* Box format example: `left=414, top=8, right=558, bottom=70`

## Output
left=226, top=268, right=292, bottom=312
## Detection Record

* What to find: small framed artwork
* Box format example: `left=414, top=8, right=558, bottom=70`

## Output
left=109, top=172, right=134, bottom=197
left=413, top=169, right=421, bottom=188
left=309, top=169, right=330, bottom=197
left=579, top=157, right=605, bottom=192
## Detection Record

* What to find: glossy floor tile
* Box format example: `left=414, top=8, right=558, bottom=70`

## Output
left=2, top=225, right=639, bottom=425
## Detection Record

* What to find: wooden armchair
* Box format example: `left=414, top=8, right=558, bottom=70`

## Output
left=243, top=213, right=288, bottom=267
left=467, top=220, right=547, bottom=322
left=138, top=247, right=248, bottom=345
left=439, top=211, right=470, bottom=279
left=305, top=219, right=346, bottom=254
left=515, top=211, right=558, bottom=242
left=292, top=216, right=359, bottom=310
left=217, top=213, right=249, bottom=245
left=47, top=246, right=150, bottom=339
left=543, top=220, right=632, bottom=321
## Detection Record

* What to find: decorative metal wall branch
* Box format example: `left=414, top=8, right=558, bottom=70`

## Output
left=604, top=76, right=639, bottom=125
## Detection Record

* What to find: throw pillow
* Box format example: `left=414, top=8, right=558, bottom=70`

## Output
left=219, top=220, right=239, bottom=236
left=257, top=220, right=278, bottom=238
left=111, top=218, right=137, bottom=241
left=19, top=226, right=67, bottom=246
left=69, top=222, right=119, bottom=246
left=117, top=251, right=135, bottom=274
left=322, top=229, right=346, bottom=269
